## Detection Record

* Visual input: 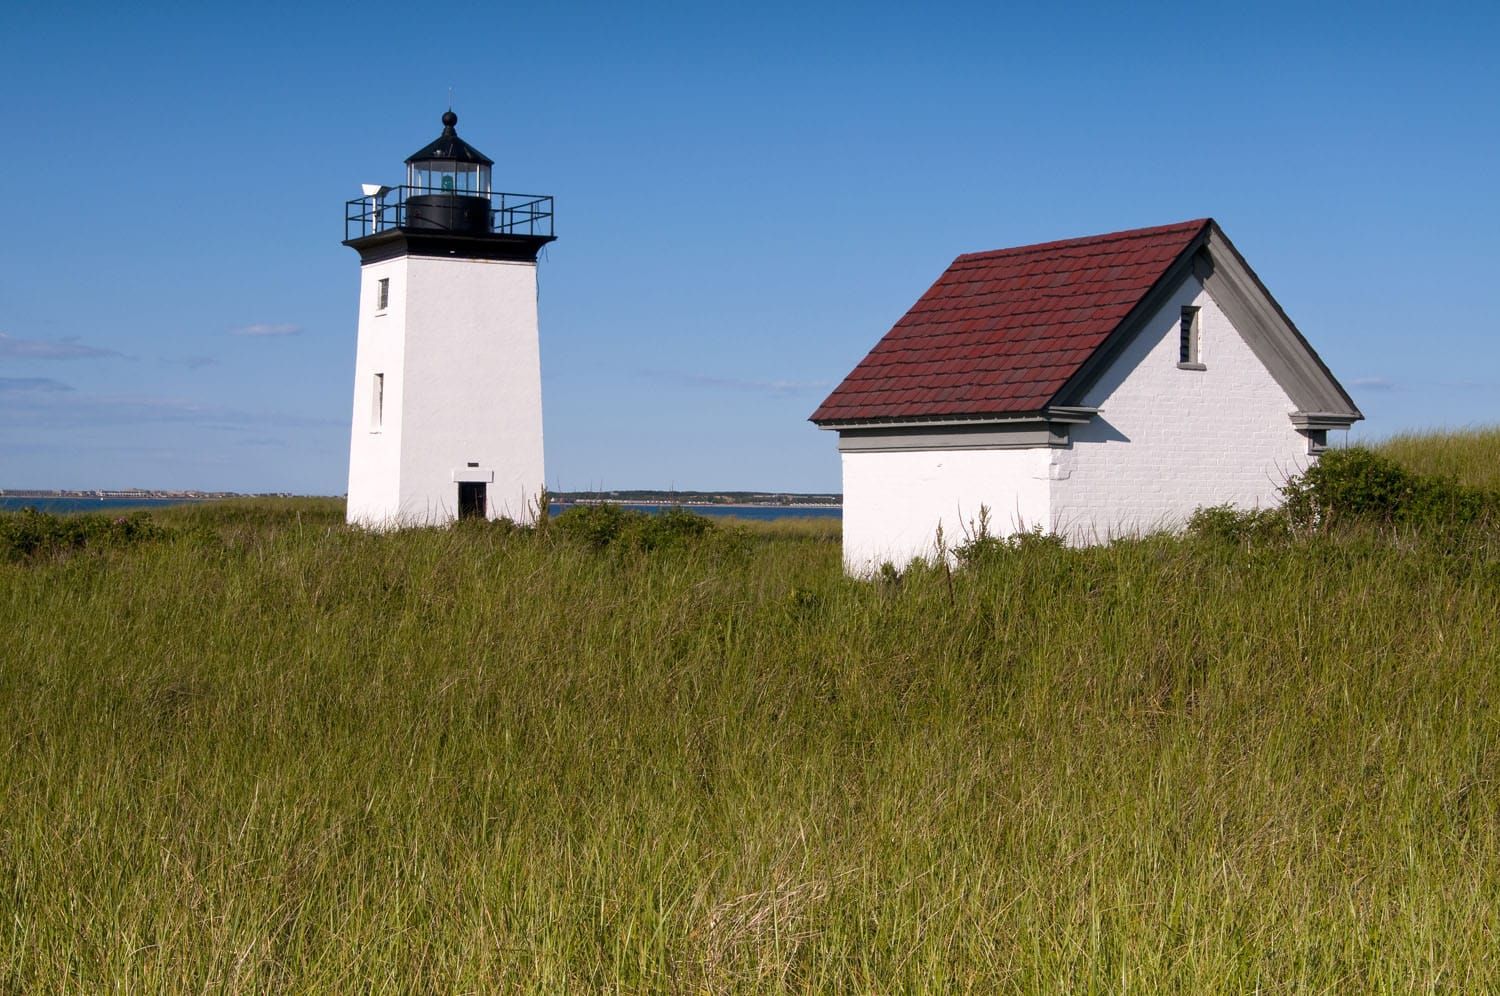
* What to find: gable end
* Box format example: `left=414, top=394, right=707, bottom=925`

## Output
left=1049, top=222, right=1362, bottom=424
left=1197, top=224, right=1361, bottom=421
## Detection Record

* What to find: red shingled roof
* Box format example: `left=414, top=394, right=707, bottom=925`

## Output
left=810, top=219, right=1212, bottom=424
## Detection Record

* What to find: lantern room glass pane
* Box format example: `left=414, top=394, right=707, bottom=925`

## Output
left=407, top=161, right=490, bottom=195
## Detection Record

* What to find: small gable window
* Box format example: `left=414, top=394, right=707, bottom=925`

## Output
left=1178, top=306, right=1204, bottom=369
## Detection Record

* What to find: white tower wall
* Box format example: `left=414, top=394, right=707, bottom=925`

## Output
left=346, top=254, right=546, bottom=527
left=346, top=257, right=406, bottom=524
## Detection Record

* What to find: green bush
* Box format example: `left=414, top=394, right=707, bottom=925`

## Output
left=552, top=503, right=631, bottom=548
left=0, top=508, right=166, bottom=561
left=552, top=503, right=716, bottom=552
left=1281, top=447, right=1498, bottom=530
left=633, top=506, right=714, bottom=550
left=1187, top=504, right=1290, bottom=544
left=953, top=525, right=1065, bottom=566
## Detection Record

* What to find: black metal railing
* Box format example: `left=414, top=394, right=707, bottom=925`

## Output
left=344, top=186, right=554, bottom=240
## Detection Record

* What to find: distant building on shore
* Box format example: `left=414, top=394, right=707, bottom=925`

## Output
left=342, top=110, right=554, bottom=527
left=811, top=219, right=1362, bottom=574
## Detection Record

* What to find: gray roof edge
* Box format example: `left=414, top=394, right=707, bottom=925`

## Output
left=1200, top=222, right=1363, bottom=420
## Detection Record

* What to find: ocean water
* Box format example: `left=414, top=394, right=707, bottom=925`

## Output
left=550, top=502, right=841, bottom=521
left=0, top=497, right=214, bottom=514
left=1, top=497, right=842, bottom=521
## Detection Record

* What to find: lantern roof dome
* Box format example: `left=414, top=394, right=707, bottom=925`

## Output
left=405, top=109, right=494, bottom=166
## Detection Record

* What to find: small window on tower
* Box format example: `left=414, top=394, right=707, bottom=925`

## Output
left=376, top=278, right=390, bottom=312
left=1178, top=306, right=1204, bottom=369
left=372, top=373, right=384, bottom=430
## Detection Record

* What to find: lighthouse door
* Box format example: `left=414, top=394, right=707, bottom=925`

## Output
left=457, top=482, right=487, bottom=520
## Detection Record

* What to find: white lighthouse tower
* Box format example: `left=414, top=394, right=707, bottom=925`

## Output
left=343, top=110, right=555, bottom=527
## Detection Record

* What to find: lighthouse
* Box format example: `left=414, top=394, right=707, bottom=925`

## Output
left=342, top=110, right=555, bottom=527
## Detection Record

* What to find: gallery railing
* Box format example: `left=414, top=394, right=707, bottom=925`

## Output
left=344, top=186, right=554, bottom=240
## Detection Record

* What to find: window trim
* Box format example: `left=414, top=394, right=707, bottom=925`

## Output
left=371, top=372, right=384, bottom=431
left=1177, top=305, right=1204, bottom=370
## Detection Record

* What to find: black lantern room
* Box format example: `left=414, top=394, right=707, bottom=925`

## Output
left=404, top=110, right=494, bottom=234
left=343, top=110, right=555, bottom=261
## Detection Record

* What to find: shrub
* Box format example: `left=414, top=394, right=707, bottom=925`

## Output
left=953, top=526, right=1064, bottom=566
left=552, top=503, right=716, bottom=552
left=1281, top=447, right=1498, bottom=530
left=632, top=507, right=714, bottom=550
left=553, top=503, right=631, bottom=549
left=1187, top=504, right=1290, bottom=544
left=0, top=508, right=166, bottom=562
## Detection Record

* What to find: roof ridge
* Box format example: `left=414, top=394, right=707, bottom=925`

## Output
left=955, top=218, right=1211, bottom=264
left=810, top=218, right=1216, bottom=424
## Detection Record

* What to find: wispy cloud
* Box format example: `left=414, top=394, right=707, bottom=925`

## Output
left=0, top=385, right=339, bottom=430
left=1348, top=375, right=1500, bottom=394
left=0, top=332, right=123, bottom=360
left=1439, top=378, right=1500, bottom=392
left=640, top=369, right=831, bottom=397
left=160, top=354, right=218, bottom=370
left=0, top=377, right=74, bottom=393
left=230, top=323, right=302, bottom=338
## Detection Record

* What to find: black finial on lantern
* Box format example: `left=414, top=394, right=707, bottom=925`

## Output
left=401, top=109, right=494, bottom=234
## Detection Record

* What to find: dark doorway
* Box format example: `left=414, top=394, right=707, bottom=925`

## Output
left=457, top=482, right=487, bottom=520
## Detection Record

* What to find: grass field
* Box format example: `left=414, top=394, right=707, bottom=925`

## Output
left=1371, top=426, right=1500, bottom=490
left=2, top=434, right=1499, bottom=992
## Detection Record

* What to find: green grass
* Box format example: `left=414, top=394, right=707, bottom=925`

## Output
left=1372, top=425, right=1500, bottom=490
left=3, top=457, right=1500, bottom=991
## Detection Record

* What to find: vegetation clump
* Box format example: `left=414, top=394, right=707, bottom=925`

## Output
left=0, top=506, right=165, bottom=561
left=953, top=524, right=1066, bottom=565
left=1282, top=445, right=1498, bottom=530
left=1186, top=503, right=1291, bottom=544
left=1186, top=443, right=1500, bottom=544
left=552, top=502, right=715, bottom=551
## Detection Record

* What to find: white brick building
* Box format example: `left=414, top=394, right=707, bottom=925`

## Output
left=811, top=220, right=1361, bottom=574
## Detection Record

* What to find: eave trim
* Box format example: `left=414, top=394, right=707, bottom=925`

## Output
left=1290, top=411, right=1360, bottom=430
left=815, top=406, right=1098, bottom=431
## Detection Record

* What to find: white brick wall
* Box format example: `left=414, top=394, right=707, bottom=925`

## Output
left=833, top=276, right=1325, bottom=569
left=840, top=447, right=1052, bottom=574
left=1049, top=277, right=1310, bottom=543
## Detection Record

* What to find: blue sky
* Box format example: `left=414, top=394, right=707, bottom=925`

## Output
left=1, top=1, right=1496, bottom=494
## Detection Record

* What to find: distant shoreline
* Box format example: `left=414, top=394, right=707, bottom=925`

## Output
left=2, top=491, right=843, bottom=509
left=554, top=499, right=841, bottom=510
left=0, top=490, right=298, bottom=500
